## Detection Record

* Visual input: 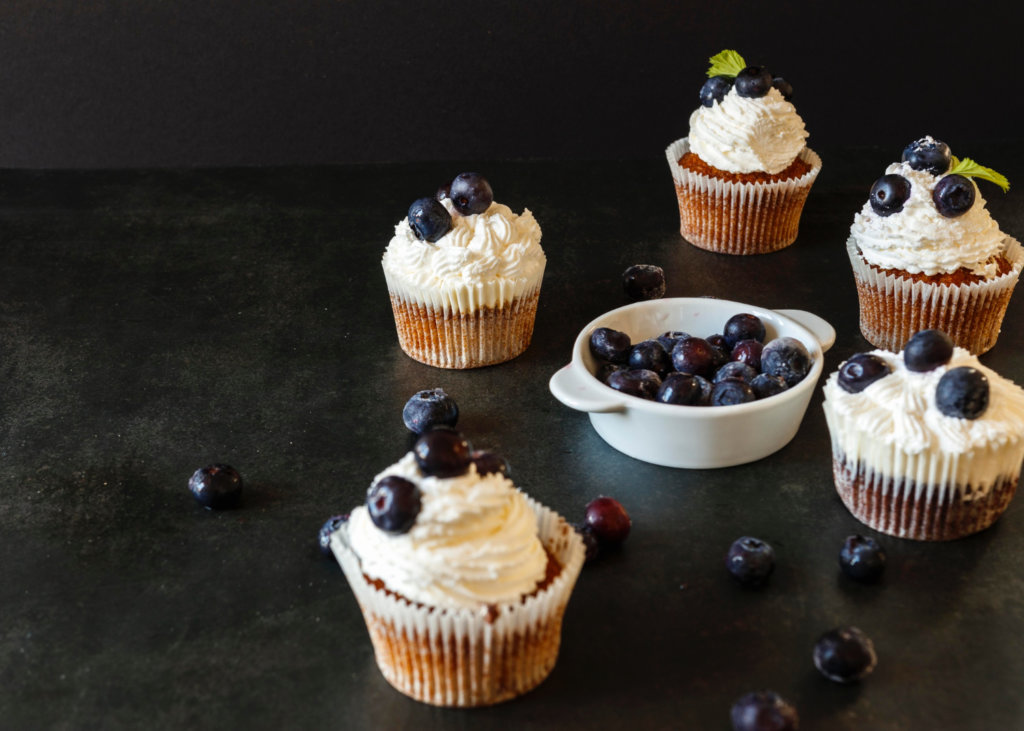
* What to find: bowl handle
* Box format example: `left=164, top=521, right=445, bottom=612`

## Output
left=549, top=363, right=626, bottom=414
left=775, top=309, right=836, bottom=353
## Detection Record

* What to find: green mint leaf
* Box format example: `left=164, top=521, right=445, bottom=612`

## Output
left=949, top=156, right=1010, bottom=192
left=707, top=49, right=746, bottom=79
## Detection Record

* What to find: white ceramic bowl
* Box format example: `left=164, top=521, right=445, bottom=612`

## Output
left=548, top=298, right=835, bottom=469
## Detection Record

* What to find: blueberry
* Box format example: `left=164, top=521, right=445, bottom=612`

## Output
left=761, top=337, right=811, bottom=387
left=657, top=330, right=691, bottom=354
left=189, top=464, right=243, bottom=510
left=657, top=372, right=704, bottom=405
left=707, top=333, right=729, bottom=351
left=813, top=626, right=878, bottom=683
left=584, top=496, right=631, bottom=545
left=839, top=534, right=886, bottom=583
left=933, top=174, right=976, bottom=218
left=436, top=181, right=451, bottom=201
left=714, top=361, right=758, bottom=384
left=402, top=388, right=459, bottom=434
left=407, top=197, right=453, bottom=243
left=730, top=691, right=799, bottom=731
left=837, top=353, right=891, bottom=393
left=628, top=340, right=672, bottom=377
left=471, top=450, right=509, bottom=478
left=318, top=514, right=349, bottom=555
left=623, top=264, right=666, bottom=301
left=589, top=327, right=632, bottom=364
left=726, top=536, right=775, bottom=586
left=869, top=174, right=911, bottom=217
left=724, top=313, right=766, bottom=348
left=731, top=339, right=764, bottom=371
left=596, top=362, right=626, bottom=384
left=901, top=137, right=951, bottom=175
left=771, top=77, right=793, bottom=101
left=750, top=373, right=789, bottom=400
left=711, top=378, right=756, bottom=406
left=572, top=522, right=600, bottom=563
left=693, top=375, right=714, bottom=405
left=367, top=475, right=422, bottom=534
left=700, top=74, right=733, bottom=106
left=672, top=337, right=717, bottom=377
left=903, top=329, right=954, bottom=372
left=413, top=426, right=472, bottom=477
left=449, top=172, right=494, bottom=215
left=935, top=366, right=989, bottom=419
left=734, top=66, right=773, bottom=98
left=606, top=369, right=662, bottom=399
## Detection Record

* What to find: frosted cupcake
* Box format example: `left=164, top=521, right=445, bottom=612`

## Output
left=848, top=137, right=1021, bottom=354
left=823, top=330, right=1024, bottom=541
left=665, top=49, right=822, bottom=255
left=328, top=428, right=585, bottom=706
left=383, top=173, right=545, bottom=369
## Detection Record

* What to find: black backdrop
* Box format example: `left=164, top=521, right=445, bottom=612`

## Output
left=0, top=0, right=1020, bottom=169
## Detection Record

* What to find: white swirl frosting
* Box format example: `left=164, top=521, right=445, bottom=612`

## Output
left=344, top=453, right=549, bottom=610
left=382, top=199, right=545, bottom=313
left=687, top=87, right=809, bottom=175
left=850, top=161, right=1006, bottom=277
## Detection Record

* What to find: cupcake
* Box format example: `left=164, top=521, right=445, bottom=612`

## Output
left=848, top=136, right=1021, bottom=354
left=823, top=329, right=1024, bottom=541
left=665, top=49, right=822, bottom=255
left=328, top=429, right=585, bottom=706
left=383, top=173, right=545, bottom=369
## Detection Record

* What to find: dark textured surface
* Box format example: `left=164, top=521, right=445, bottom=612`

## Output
left=2, top=151, right=1024, bottom=730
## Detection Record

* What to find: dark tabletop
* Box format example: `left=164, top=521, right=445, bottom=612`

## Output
left=2, top=149, right=1024, bottom=730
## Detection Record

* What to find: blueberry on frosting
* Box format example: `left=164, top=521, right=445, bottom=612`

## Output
left=837, top=353, right=891, bottom=394
left=367, top=475, right=421, bottom=534
left=902, top=136, right=951, bottom=175
left=903, top=329, right=954, bottom=372
left=936, top=366, right=990, bottom=420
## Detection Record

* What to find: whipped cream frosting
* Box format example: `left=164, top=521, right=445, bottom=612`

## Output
left=687, top=87, right=809, bottom=175
left=344, top=453, right=549, bottom=610
left=850, top=161, right=1006, bottom=277
left=382, top=199, right=545, bottom=313
left=823, top=347, right=1024, bottom=494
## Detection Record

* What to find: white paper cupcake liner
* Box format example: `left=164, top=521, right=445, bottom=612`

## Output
left=331, top=497, right=585, bottom=707
left=847, top=235, right=1023, bottom=354
left=665, top=137, right=821, bottom=255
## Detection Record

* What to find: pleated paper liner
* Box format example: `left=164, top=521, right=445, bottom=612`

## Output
left=331, top=498, right=586, bottom=707
left=847, top=236, right=1023, bottom=355
left=665, top=137, right=821, bottom=255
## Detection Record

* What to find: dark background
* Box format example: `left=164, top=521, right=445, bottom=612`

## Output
left=0, top=0, right=1020, bottom=169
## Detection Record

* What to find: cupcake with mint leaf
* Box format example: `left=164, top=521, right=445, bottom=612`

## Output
left=848, top=137, right=1021, bottom=354
left=665, top=49, right=822, bottom=255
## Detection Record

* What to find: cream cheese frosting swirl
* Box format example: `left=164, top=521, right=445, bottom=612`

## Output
left=687, top=87, right=808, bottom=175
left=345, top=453, right=549, bottom=610
left=850, top=162, right=1006, bottom=277
left=382, top=199, right=544, bottom=313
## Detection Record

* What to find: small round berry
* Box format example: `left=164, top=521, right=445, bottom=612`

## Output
left=901, top=137, right=951, bottom=175
left=589, top=327, right=632, bottom=364
left=933, top=174, right=976, bottom=218
left=407, top=197, right=453, bottom=242
left=935, top=366, right=989, bottom=419
left=813, top=626, right=878, bottom=683
left=714, top=361, right=758, bottom=384
left=584, top=496, right=631, bottom=545
left=730, top=339, right=764, bottom=371
left=471, top=450, right=509, bottom=478
left=837, top=353, right=891, bottom=393
left=572, top=522, right=600, bottom=563
left=189, top=464, right=243, bottom=510
left=707, top=333, right=729, bottom=351
left=622, top=264, right=666, bottom=301
left=903, top=329, right=954, bottom=372
left=413, top=426, right=472, bottom=477
left=734, top=66, right=773, bottom=98
left=672, top=337, right=717, bottom=377
left=700, top=75, right=733, bottom=106
left=724, top=313, right=766, bottom=348
left=436, top=181, right=451, bottom=201
left=449, top=172, right=494, bottom=215
left=656, top=330, right=691, bottom=354
left=711, top=378, right=756, bottom=406
left=367, top=475, right=421, bottom=534
left=318, top=514, right=349, bottom=555
left=402, top=388, right=459, bottom=434
left=760, top=337, right=811, bottom=387
left=657, top=372, right=704, bottom=405
left=596, top=362, right=626, bottom=384
left=730, top=690, right=799, bottom=731
left=628, top=339, right=672, bottom=377
left=869, top=174, right=911, bottom=217
left=771, top=77, right=793, bottom=101
left=750, top=373, right=789, bottom=400
left=606, top=369, right=661, bottom=399
left=839, top=534, right=887, bottom=583
left=726, top=536, right=775, bottom=586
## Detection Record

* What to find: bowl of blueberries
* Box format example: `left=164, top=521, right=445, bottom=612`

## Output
left=549, top=297, right=835, bottom=468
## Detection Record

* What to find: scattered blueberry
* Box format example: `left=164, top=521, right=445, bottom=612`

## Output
left=402, top=388, right=459, bottom=434
left=657, top=330, right=691, bottom=353
left=714, top=361, right=758, bottom=384
left=672, top=337, right=717, bottom=377
left=726, top=536, right=775, bottom=586
left=318, top=514, right=349, bottom=554
left=623, top=264, right=667, bottom=301
left=869, top=174, right=912, bottom=217
left=711, top=378, right=756, bottom=406
left=750, top=373, right=789, bottom=399
left=837, top=353, right=891, bottom=393
left=584, top=496, right=631, bottom=545
left=407, top=197, right=453, bottom=243
left=935, top=366, right=989, bottom=419
left=813, top=626, right=878, bottom=683
left=839, top=535, right=887, bottom=583
left=724, top=313, right=766, bottom=348
left=590, top=327, right=632, bottom=364
left=700, top=74, right=733, bottom=106
left=628, top=339, right=672, bottom=377
left=606, top=368, right=662, bottom=399
left=367, top=475, right=422, bottom=534
left=413, top=426, right=472, bottom=477
left=903, top=329, right=954, bottom=372
left=449, top=172, right=494, bottom=215
left=902, top=137, right=951, bottom=175
left=933, top=174, right=976, bottom=218
left=760, top=337, right=811, bottom=387
left=730, top=690, right=799, bottom=731
left=730, top=339, right=764, bottom=371
left=189, top=464, right=243, bottom=510
left=573, top=522, right=600, bottom=563
left=471, top=450, right=509, bottom=478
left=657, top=372, right=704, bottom=405
left=734, top=66, right=773, bottom=98
left=771, top=77, right=793, bottom=101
